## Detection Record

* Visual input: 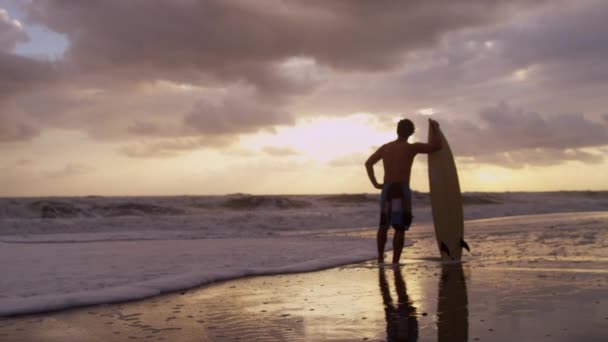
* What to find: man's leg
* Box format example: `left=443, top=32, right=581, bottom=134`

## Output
left=377, top=227, right=388, bottom=263
left=392, top=230, right=405, bottom=264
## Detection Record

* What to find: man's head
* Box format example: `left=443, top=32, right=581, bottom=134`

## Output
left=397, top=119, right=415, bottom=138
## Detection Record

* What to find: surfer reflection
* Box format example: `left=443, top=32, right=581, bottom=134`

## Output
left=378, top=266, right=419, bottom=341
left=437, top=264, right=469, bottom=342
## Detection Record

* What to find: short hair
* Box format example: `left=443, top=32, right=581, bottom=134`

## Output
left=397, top=119, right=415, bottom=138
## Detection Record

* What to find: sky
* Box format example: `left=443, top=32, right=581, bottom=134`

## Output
left=1, top=0, right=607, bottom=196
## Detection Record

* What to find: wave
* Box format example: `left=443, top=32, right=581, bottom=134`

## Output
left=462, top=193, right=502, bottom=205
left=28, top=200, right=185, bottom=218
left=220, top=195, right=311, bottom=210
left=1, top=191, right=608, bottom=220
left=321, top=194, right=376, bottom=204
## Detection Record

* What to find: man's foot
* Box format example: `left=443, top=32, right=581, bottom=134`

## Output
left=377, top=254, right=386, bottom=264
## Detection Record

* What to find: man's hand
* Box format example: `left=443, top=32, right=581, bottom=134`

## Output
left=374, top=183, right=384, bottom=190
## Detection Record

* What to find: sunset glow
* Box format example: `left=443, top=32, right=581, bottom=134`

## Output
left=1, top=0, right=607, bottom=196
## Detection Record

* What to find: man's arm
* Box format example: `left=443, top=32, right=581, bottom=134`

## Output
left=365, top=145, right=384, bottom=189
left=412, top=119, right=442, bottom=154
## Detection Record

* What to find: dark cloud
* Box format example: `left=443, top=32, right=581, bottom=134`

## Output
left=405, top=0, right=608, bottom=107
left=0, top=8, right=27, bottom=51
left=0, top=52, right=56, bottom=99
left=23, top=0, right=544, bottom=96
left=0, top=51, right=56, bottom=142
left=432, top=102, right=608, bottom=167
left=492, top=0, right=608, bottom=70
left=301, top=1, right=608, bottom=117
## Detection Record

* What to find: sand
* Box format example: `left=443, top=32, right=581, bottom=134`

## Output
left=1, top=254, right=606, bottom=342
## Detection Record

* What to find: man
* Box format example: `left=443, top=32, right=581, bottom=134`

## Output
left=365, top=118, right=442, bottom=264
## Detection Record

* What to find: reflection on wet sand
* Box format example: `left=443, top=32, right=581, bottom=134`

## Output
left=379, top=266, right=419, bottom=341
left=437, top=263, right=468, bottom=342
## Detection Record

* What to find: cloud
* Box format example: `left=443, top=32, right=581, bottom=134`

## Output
left=261, top=146, right=299, bottom=157
left=16, top=158, right=34, bottom=166
left=2, top=0, right=606, bottom=162
left=43, top=162, right=94, bottom=178
left=184, top=96, right=294, bottom=136
left=118, top=136, right=232, bottom=158
left=23, top=1, right=545, bottom=96
left=469, top=148, right=604, bottom=169
left=328, top=153, right=367, bottom=167
left=0, top=158, right=34, bottom=171
left=0, top=52, right=57, bottom=142
left=0, top=8, right=28, bottom=52
left=126, top=120, right=165, bottom=136
left=0, top=52, right=56, bottom=100
left=434, top=102, right=608, bottom=167
left=0, top=112, right=39, bottom=142
left=292, top=1, right=608, bottom=118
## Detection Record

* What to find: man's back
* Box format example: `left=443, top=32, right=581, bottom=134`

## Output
left=381, top=140, right=417, bottom=184
left=368, top=137, right=440, bottom=186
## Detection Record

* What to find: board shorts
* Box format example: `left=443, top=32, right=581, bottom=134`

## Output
left=379, top=183, right=413, bottom=231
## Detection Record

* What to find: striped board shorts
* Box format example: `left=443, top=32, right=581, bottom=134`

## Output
left=379, top=183, right=413, bottom=231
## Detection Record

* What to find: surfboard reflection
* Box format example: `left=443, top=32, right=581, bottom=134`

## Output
left=378, top=266, right=419, bottom=341
left=437, top=264, right=469, bottom=342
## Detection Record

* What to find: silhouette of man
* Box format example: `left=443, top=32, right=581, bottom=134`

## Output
left=378, top=266, right=419, bottom=341
left=366, top=119, right=441, bottom=263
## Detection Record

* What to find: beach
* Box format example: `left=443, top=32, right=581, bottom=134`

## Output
left=1, top=200, right=607, bottom=341
left=1, top=244, right=606, bottom=341
left=4, top=1, right=608, bottom=340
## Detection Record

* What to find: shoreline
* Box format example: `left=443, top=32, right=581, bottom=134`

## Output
left=2, top=256, right=606, bottom=341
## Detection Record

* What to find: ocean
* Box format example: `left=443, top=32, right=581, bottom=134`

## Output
left=1, top=191, right=607, bottom=316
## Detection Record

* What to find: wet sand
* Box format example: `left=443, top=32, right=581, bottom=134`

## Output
left=1, top=256, right=606, bottom=341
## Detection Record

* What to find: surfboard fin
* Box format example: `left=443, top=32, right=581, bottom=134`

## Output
left=440, top=241, right=452, bottom=259
left=460, top=239, right=470, bottom=253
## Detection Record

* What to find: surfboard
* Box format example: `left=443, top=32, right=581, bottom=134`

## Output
left=428, top=126, right=469, bottom=260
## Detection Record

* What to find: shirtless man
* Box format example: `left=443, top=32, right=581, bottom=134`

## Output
left=365, top=118, right=442, bottom=264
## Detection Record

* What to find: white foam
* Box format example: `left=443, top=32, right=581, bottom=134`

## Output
left=0, top=236, right=381, bottom=316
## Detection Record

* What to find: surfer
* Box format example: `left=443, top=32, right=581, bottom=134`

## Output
left=365, top=118, right=442, bottom=264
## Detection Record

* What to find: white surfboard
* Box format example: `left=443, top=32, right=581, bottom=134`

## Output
left=428, top=126, right=469, bottom=260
